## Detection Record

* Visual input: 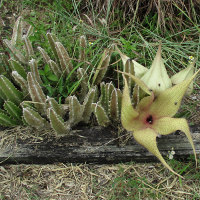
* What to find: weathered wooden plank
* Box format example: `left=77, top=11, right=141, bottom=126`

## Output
left=0, top=125, right=199, bottom=164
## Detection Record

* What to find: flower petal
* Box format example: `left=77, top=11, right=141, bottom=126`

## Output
left=115, top=45, right=129, bottom=67
left=153, top=117, right=197, bottom=166
left=121, top=75, right=141, bottom=131
left=149, top=69, right=200, bottom=117
left=141, top=44, right=172, bottom=95
left=133, top=128, right=182, bottom=177
left=136, top=93, right=154, bottom=112
left=115, top=45, right=147, bottom=77
left=124, top=59, right=135, bottom=88
left=119, top=71, right=151, bottom=95
left=132, top=60, right=148, bottom=78
left=171, top=60, right=195, bottom=96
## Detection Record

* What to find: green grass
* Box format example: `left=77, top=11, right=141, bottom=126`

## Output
left=2, top=0, right=200, bottom=73
left=109, top=166, right=152, bottom=200
left=107, top=159, right=200, bottom=200
left=18, top=0, right=200, bottom=70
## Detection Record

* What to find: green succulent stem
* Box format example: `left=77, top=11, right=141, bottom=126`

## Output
left=0, top=75, right=23, bottom=105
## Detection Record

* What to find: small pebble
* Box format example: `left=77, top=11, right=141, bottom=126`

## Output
left=191, top=96, right=197, bottom=100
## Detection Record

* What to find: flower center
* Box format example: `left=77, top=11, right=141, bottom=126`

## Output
left=146, top=115, right=153, bottom=124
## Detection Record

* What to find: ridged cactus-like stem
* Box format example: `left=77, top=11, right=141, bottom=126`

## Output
left=55, top=41, right=73, bottom=76
left=23, top=107, right=47, bottom=128
left=9, top=59, right=27, bottom=79
left=29, top=59, right=43, bottom=85
left=94, top=82, right=122, bottom=124
left=69, top=96, right=84, bottom=126
left=0, top=53, right=11, bottom=73
left=37, top=46, right=51, bottom=64
left=92, top=48, right=112, bottom=85
left=12, top=71, right=28, bottom=95
left=26, top=25, right=34, bottom=38
left=77, top=67, right=89, bottom=102
left=11, top=16, right=22, bottom=46
left=0, top=112, right=19, bottom=127
left=116, top=89, right=122, bottom=112
left=124, top=59, right=134, bottom=89
left=105, top=82, right=114, bottom=113
left=99, top=82, right=114, bottom=114
left=46, top=33, right=59, bottom=64
left=0, top=88, right=7, bottom=101
left=3, top=39, right=27, bottom=64
left=92, top=102, right=110, bottom=126
left=27, top=72, right=46, bottom=114
left=4, top=100, right=22, bottom=121
left=48, top=108, right=70, bottom=135
left=48, top=60, right=62, bottom=78
left=0, top=64, right=6, bottom=74
left=82, top=87, right=96, bottom=123
left=0, top=75, right=23, bottom=105
left=99, top=82, right=106, bottom=109
left=23, top=35, right=34, bottom=59
left=79, top=35, right=87, bottom=67
left=109, top=88, right=119, bottom=120
left=46, top=96, right=64, bottom=117
left=132, top=85, right=140, bottom=107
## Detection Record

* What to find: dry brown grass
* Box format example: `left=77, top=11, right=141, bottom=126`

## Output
left=0, top=162, right=200, bottom=199
left=79, top=0, right=200, bottom=32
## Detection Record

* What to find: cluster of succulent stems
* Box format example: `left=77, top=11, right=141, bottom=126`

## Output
left=0, top=16, right=199, bottom=177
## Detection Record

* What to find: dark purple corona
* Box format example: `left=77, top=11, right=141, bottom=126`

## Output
left=146, top=115, right=153, bottom=124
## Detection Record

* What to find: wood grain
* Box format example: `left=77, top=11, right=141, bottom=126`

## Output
left=0, top=125, right=199, bottom=164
